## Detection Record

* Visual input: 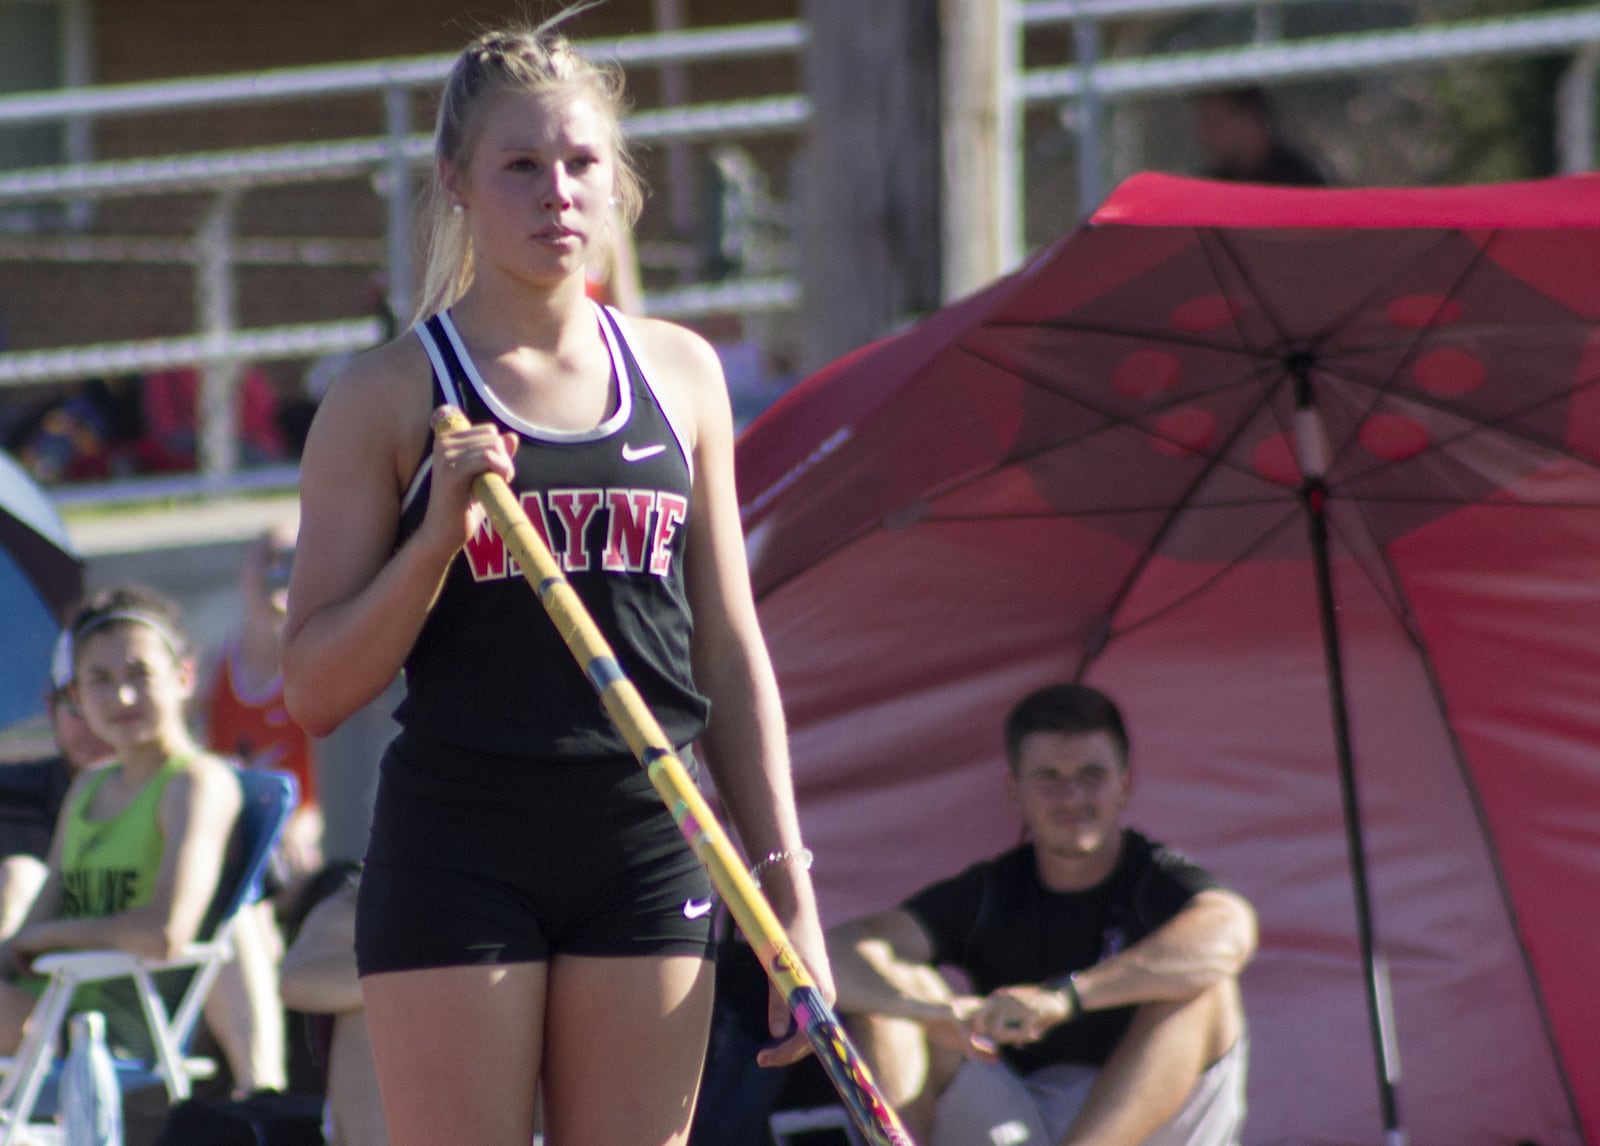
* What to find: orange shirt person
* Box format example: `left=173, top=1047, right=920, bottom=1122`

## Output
left=204, top=523, right=322, bottom=878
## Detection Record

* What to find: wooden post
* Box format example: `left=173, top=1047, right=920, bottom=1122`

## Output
left=940, top=0, right=1004, bottom=302
left=798, top=0, right=943, bottom=374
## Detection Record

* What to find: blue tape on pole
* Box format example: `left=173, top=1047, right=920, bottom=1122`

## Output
left=585, top=656, right=625, bottom=692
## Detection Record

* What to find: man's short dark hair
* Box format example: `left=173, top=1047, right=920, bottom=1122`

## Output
left=1198, top=84, right=1270, bottom=119
left=1004, top=683, right=1129, bottom=772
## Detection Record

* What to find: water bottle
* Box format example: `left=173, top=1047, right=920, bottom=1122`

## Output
left=59, top=1010, right=122, bottom=1146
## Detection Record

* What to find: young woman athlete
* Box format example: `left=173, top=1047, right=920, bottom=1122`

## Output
left=282, top=15, right=831, bottom=1146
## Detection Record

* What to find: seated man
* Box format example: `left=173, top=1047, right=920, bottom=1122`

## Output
left=0, top=636, right=113, bottom=935
left=828, top=683, right=1256, bottom=1146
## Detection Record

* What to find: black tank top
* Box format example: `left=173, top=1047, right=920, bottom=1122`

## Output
left=395, top=303, right=710, bottom=758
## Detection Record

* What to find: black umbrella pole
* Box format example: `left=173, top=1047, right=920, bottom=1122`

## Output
left=1303, top=480, right=1406, bottom=1146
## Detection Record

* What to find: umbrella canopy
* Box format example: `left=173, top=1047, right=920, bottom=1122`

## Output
left=738, top=172, right=1600, bottom=1145
left=0, top=449, right=83, bottom=728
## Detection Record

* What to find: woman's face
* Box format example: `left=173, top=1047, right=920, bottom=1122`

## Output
left=72, top=623, right=193, bottom=754
left=448, top=89, right=618, bottom=291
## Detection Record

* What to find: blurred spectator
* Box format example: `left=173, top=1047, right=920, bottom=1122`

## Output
left=1191, top=86, right=1329, bottom=186
left=201, top=522, right=323, bottom=887
left=9, top=375, right=144, bottom=484
left=311, top=675, right=395, bottom=871
left=280, top=869, right=387, bottom=1146
left=139, top=364, right=286, bottom=473
left=7, top=360, right=291, bottom=484
left=0, top=632, right=113, bottom=936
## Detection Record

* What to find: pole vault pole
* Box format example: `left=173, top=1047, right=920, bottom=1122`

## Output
left=433, top=408, right=916, bottom=1146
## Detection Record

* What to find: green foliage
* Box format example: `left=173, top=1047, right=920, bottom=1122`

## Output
left=1423, top=0, right=1568, bottom=182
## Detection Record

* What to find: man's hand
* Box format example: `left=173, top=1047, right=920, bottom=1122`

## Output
left=920, top=995, right=1001, bottom=1062
left=971, top=983, right=1076, bottom=1045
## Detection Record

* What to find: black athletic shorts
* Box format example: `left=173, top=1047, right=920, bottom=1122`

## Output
left=355, top=730, right=716, bottom=976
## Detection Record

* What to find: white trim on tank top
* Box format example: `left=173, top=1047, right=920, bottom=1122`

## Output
left=400, top=301, right=694, bottom=513
left=436, top=302, right=631, bottom=443
left=600, top=305, right=696, bottom=487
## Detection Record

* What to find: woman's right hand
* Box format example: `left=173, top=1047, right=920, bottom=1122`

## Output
left=416, top=405, right=519, bottom=559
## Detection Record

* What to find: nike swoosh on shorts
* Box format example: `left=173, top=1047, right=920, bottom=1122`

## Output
left=682, top=898, right=715, bottom=919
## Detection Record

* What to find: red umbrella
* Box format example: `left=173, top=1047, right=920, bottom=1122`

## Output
left=738, top=172, right=1600, bottom=1145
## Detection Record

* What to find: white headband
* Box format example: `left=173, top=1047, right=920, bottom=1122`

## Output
left=72, top=609, right=187, bottom=664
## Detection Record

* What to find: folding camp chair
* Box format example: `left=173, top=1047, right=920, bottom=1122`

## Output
left=0, top=768, right=297, bottom=1146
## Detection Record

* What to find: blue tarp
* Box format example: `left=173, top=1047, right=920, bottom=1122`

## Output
left=0, top=449, right=82, bottom=729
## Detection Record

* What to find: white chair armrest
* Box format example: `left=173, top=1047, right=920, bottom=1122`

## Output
left=27, top=951, right=140, bottom=982
left=31, top=941, right=229, bottom=984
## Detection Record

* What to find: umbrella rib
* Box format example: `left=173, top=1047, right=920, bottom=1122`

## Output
left=1070, top=380, right=1293, bottom=679
left=985, top=314, right=1464, bottom=367
left=1310, top=232, right=1496, bottom=480
left=945, top=341, right=1303, bottom=500
left=982, top=315, right=1287, bottom=360
left=1082, top=506, right=1305, bottom=655
left=1203, top=227, right=1472, bottom=368
left=1336, top=496, right=1600, bottom=509
left=1319, top=361, right=1600, bottom=494
left=1293, top=228, right=1600, bottom=493
left=1320, top=508, right=1589, bottom=1133
left=925, top=497, right=1299, bottom=521
left=883, top=326, right=1311, bottom=678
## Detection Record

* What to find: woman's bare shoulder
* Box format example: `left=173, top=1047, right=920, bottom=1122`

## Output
left=617, top=314, right=723, bottom=377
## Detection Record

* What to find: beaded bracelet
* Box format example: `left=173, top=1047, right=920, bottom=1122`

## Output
left=750, top=847, right=814, bottom=888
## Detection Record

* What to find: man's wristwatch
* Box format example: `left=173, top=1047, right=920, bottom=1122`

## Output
left=1053, top=972, right=1083, bottom=1022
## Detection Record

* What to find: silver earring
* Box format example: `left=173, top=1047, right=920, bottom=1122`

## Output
left=608, top=196, right=618, bottom=208
left=452, top=202, right=464, bottom=215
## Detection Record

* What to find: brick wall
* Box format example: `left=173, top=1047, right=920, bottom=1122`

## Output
left=1, top=0, right=800, bottom=378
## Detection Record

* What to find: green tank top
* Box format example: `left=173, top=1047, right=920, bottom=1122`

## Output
left=59, top=757, right=185, bottom=920
left=50, top=756, right=190, bottom=1059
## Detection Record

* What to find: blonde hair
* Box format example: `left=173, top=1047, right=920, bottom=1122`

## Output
left=413, top=10, right=643, bottom=322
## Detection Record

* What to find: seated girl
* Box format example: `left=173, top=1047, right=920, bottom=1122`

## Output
left=0, top=585, right=244, bottom=1061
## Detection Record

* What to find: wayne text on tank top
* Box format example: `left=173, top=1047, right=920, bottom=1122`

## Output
left=395, top=302, right=711, bottom=760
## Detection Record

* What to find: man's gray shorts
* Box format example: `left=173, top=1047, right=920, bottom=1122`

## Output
left=930, top=1036, right=1247, bottom=1146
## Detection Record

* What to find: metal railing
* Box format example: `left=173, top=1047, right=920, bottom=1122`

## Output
left=0, top=19, right=813, bottom=492
left=1, top=3, right=1596, bottom=505
left=1009, top=1, right=1600, bottom=257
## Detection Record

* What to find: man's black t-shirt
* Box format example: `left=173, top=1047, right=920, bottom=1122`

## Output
left=904, top=829, right=1217, bottom=1075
